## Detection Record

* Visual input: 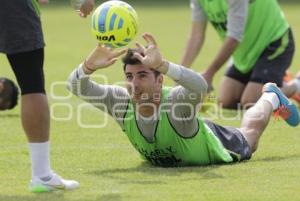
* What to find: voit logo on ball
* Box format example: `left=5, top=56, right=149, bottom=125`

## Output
left=91, top=0, right=139, bottom=48
left=96, top=35, right=116, bottom=42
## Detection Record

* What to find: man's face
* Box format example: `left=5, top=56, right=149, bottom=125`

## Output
left=0, top=79, right=12, bottom=110
left=125, top=64, right=163, bottom=104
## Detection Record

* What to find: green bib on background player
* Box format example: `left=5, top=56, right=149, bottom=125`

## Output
left=198, top=0, right=289, bottom=73
left=122, top=87, right=233, bottom=167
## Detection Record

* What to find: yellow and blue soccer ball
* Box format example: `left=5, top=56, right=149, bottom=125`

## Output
left=91, top=0, right=138, bottom=48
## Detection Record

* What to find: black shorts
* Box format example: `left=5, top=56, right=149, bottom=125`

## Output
left=7, top=48, right=45, bottom=95
left=204, top=120, right=252, bottom=162
left=225, top=28, right=295, bottom=87
left=0, top=0, right=44, bottom=54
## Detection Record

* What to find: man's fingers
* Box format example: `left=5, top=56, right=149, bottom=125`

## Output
left=79, top=6, right=89, bottom=17
left=143, top=33, right=157, bottom=46
left=80, top=0, right=94, bottom=13
left=133, top=52, right=144, bottom=62
left=79, top=5, right=93, bottom=17
left=81, top=13, right=87, bottom=18
left=100, top=44, right=106, bottom=49
left=106, top=58, right=118, bottom=66
left=113, top=49, right=127, bottom=58
left=142, top=33, right=150, bottom=43
left=135, top=42, right=146, bottom=54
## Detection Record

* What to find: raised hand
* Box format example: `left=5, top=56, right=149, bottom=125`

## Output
left=133, top=33, right=165, bottom=71
left=83, top=44, right=126, bottom=74
left=79, top=0, right=94, bottom=18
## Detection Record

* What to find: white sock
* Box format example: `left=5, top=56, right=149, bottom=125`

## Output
left=29, top=141, right=52, bottom=179
left=259, top=92, right=280, bottom=111
left=292, top=78, right=300, bottom=93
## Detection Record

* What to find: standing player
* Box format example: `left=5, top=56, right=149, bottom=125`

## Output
left=0, top=0, right=93, bottom=192
left=181, top=0, right=300, bottom=109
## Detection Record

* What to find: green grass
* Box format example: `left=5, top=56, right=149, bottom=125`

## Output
left=1, top=2, right=300, bottom=201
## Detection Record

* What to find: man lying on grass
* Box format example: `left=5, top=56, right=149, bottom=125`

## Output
left=68, top=33, right=299, bottom=167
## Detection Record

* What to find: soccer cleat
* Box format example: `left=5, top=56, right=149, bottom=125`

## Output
left=29, top=172, right=79, bottom=193
left=283, top=71, right=300, bottom=104
left=263, top=83, right=300, bottom=127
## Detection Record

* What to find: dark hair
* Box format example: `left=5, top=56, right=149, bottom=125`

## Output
left=7, top=79, right=19, bottom=109
left=0, top=78, right=19, bottom=109
left=122, top=48, right=161, bottom=77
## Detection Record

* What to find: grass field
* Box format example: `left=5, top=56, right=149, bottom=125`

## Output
left=0, top=1, right=300, bottom=201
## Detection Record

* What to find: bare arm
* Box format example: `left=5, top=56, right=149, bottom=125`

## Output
left=181, top=0, right=208, bottom=68
left=203, top=0, right=248, bottom=85
left=203, top=37, right=239, bottom=82
left=181, top=21, right=207, bottom=68
left=67, top=45, right=128, bottom=126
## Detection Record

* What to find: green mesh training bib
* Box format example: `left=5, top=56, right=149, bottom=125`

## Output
left=122, top=87, right=233, bottom=167
left=198, top=0, right=289, bottom=73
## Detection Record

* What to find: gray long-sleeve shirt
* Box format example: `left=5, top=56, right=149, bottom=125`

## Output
left=67, top=63, right=207, bottom=142
left=191, top=0, right=249, bottom=41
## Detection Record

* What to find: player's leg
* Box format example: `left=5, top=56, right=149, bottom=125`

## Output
left=282, top=71, right=300, bottom=103
left=7, top=49, right=49, bottom=142
left=278, top=29, right=298, bottom=98
left=281, top=73, right=300, bottom=100
left=218, top=65, right=248, bottom=109
left=239, top=83, right=299, bottom=153
left=238, top=95, right=272, bottom=153
left=241, top=28, right=295, bottom=108
left=7, top=48, right=79, bottom=192
left=2, top=0, right=79, bottom=192
left=240, top=82, right=263, bottom=108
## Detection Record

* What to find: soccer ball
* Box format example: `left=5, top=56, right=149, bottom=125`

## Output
left=91, top=0, right=138, bottom=48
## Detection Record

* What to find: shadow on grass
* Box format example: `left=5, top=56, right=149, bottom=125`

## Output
left=0, top=192, right=122, bottom=201
left=251, top=153, right=300, bottom=163
left=98, top=193, right=122, bottom=201
left=0, top=113, right=19, bottom=118
left=0, top=193, right=77, bottom=201
left=88, top=152, right=300, bottom=184
left=88, top=162, right=225, bottom=184
left=0, top=193, right=125, bottom=201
